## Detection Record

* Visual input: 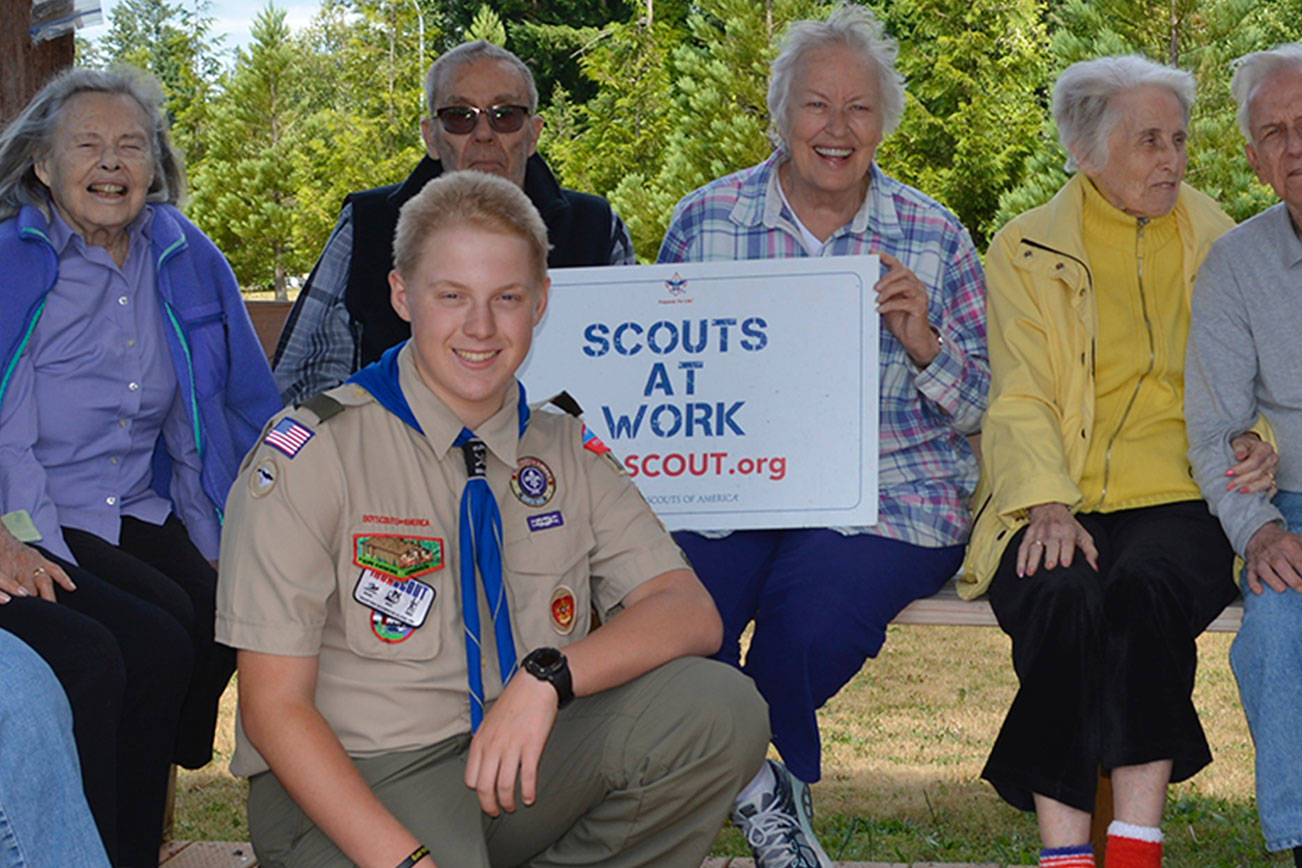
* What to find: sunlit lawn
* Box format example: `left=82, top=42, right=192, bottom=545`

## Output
left=176, top=626, right=1278, bottom=866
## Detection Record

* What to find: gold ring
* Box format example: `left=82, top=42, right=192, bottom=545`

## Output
left=32, top=567, right=46, bottom=576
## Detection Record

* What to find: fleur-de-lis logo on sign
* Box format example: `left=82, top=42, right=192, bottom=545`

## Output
left=665, top=272, right=688, bottom=296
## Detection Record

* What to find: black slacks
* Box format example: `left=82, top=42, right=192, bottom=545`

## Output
left=0, top=553, right=190, bottom=867
left=64, top=514, right=234, bottom=770
left=983, top=500, right=1239, bottom=813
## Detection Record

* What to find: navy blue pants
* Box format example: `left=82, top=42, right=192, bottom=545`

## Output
left=675, top=528, right=963, bottom=783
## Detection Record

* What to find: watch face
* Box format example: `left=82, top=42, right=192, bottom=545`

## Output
left=529, top=647, right=563, bottom=672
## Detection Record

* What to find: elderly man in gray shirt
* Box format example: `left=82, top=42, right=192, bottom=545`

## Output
left=1185, top=43, right=1302, bottom=865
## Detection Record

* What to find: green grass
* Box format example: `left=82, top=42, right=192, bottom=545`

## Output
left=178, top=626, right=1281, bottom=865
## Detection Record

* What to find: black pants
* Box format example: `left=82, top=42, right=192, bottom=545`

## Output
left=983, top=500, right=1239, bottom=813
left=0, top=554, right=190, bottom=867
left=64, top=514, right=234, bottom=770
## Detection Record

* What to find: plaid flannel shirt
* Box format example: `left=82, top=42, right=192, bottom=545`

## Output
left=658, top=152, right=988, bottom=547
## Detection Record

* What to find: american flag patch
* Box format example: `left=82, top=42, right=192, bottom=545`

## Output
left=581, top=425, right=611, bottom=455
left=264, top=417, right=315, bottom=458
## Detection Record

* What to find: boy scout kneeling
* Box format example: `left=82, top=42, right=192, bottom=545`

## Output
left=216, top=170, right=770, bottom=868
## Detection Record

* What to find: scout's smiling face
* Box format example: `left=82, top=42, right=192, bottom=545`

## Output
left=34, top=90, right=155, bottom=256
left=390, top=225, right=549, bottom=429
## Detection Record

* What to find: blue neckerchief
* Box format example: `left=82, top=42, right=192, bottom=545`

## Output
left=346, top=340, right=531, bottom=437
left=349, top=341, right=530, bottom=729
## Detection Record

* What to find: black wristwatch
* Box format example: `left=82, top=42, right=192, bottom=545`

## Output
left=522, top=647, right=574, bottom=708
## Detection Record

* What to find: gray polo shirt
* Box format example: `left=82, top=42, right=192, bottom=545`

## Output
left=1186, top=202, right=1302, bottom=555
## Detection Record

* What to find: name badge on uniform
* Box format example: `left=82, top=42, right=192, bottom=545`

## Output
left=353, top=569, right=435, bottom=628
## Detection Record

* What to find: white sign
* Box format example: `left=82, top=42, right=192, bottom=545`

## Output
left=519, top=257, right=880, bottom=531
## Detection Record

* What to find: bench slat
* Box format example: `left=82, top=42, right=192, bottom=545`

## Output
left=892, top=581, right=1244, bottom=632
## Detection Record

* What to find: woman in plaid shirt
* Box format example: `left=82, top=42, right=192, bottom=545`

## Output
left=657, top=5, right=988, bottom=866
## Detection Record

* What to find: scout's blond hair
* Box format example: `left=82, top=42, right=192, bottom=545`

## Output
left=392, top=170, right=550, bottom=286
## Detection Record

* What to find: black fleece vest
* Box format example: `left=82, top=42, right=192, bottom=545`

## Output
left=344, top=154, right=616, bottom=367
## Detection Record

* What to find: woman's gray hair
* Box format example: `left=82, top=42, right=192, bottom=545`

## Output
left=767, top=3, right=906, bottom=149
left=1231, top=43, right=1302, bottom=140
left=0, top=65, right=184, bottom=222
left=423, top=40, right=539, bottom=117
left=1053, top=55, right=1196, bottom=173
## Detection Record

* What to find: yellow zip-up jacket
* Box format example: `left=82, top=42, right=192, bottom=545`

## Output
left=959, top=173, right=1233, bottom=599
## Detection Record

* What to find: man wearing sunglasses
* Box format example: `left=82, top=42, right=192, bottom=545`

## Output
left=273, top=40, right=636, bottom=407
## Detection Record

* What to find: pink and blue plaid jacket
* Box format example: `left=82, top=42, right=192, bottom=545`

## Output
left=658, top=151, right=988, bottom=547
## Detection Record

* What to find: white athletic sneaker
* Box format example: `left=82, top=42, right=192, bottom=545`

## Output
left=729, top=759, right=834, bottom=868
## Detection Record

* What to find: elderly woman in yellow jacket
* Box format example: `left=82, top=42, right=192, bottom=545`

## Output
left=961, top=56, right=1275, bottom=868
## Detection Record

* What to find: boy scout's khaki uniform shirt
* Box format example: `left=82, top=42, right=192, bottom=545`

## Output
left=217, top=344, right=687, bottom=777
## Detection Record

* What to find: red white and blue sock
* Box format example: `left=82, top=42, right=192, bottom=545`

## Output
left=1105, top=820, right=1163, bottom=868
left=1040, top=844, right=1095, bottom=867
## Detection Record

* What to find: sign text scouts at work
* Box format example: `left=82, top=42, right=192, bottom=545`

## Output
left=518, top=257, right=881, bottom=532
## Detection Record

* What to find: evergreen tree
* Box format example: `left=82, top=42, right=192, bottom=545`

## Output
left=468, top=3, right=507, bottom=45
left=187, top=5, right=311, bottom=297
left=875, top=0, right=1049, bottom=246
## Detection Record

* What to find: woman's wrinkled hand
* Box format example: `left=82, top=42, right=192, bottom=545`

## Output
left=1017, top=502, right=1099, bottom=578
left=874, top=252, right=941, bottom=367
left=0, top=525, right=74, bottom=604
left=1226, top=432, right=1278, bottom=495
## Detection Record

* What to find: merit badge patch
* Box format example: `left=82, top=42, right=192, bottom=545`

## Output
left=352, top=534, right=444, bottom=581
left=249, top=457, right=278, bottom=498
left=550, top=585, right=576, bottom=635
left=370, top=611, right=415, bottom=643
left=527, top=510, right=564, bottom=532
left=581, top=425, right=611, bottom=456
left=511, top=457, right=556, bottom=507
left=263, top=417, right=315, bottom=458
left=354, top=569, right=435, bottom=628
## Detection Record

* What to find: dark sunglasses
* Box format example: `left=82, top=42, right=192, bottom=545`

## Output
left=433, top=104, right=531, bottom=135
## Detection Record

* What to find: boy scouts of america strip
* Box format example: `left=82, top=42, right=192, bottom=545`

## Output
left=264, top=417, right=315, bottom=458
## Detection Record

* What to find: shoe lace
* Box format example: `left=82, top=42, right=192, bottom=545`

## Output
left=739, top=800, right=801, bottom=861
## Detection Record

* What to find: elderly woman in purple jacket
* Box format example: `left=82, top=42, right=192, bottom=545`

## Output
left=0, top=66, right=280, bottom=865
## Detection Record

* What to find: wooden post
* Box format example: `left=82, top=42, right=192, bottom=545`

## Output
left=1, top=0, right=76, bottom=127
left=1091, top=769, right=1113, bottom=861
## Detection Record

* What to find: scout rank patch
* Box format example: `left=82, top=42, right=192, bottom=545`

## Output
left=352, top=534, right=444, bottom=581
left=263, top=417, right=315, bottom=458
left=550, top=585, right=576, bottom=635
left=249, top=457, right=278, bottom=498
left=511, top=456, right=556, bottom=507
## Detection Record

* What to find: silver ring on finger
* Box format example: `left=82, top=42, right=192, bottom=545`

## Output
left=32, top=567, right=46, bottom=577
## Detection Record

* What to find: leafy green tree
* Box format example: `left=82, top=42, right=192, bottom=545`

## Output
left=187, top=5, right=312, bottom=297
left=875, top=0, right=1049, bottom=246
left=468, top=3, right=506, bottom=44
left=290, top=0, right=432, bottom=240
left=442, top=0, right=634, bottom=108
